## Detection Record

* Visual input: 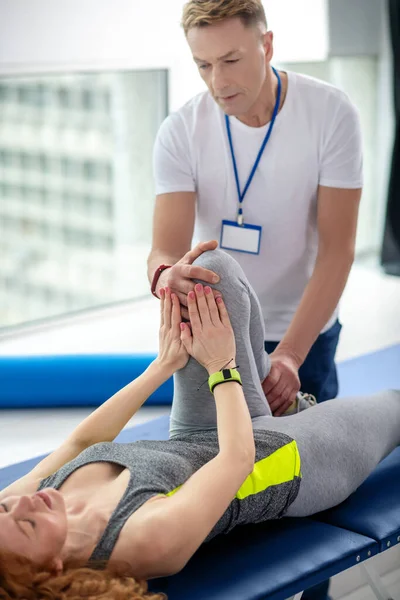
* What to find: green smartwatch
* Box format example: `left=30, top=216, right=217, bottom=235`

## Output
left=208, top=368, right=242, bottom=394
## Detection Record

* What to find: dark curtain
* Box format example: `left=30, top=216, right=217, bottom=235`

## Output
left=381, top=0, right=400, bottom=275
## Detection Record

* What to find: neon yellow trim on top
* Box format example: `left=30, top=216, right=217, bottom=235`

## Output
left=165, top=440, right=301, bottom=500
left=166, top=485, right=182, bottom=497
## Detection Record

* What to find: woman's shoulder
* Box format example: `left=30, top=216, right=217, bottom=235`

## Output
left=109, top=495, right=172, bottom=579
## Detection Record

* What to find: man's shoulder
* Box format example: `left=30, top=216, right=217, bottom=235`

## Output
left=166, top=91, right=219, bottom=131
left=155, top=90, right=219, bottom=158
left=288, top=70, right=355, bottom=114
left=175, top=90, right=218, bottom=125
left=156, top=90, right=220, bottom=147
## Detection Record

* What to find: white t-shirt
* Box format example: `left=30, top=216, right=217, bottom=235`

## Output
left=153, top=71, right=363, bottom=340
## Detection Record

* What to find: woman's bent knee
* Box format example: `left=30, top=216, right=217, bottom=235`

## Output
left=193, top=249, right=244, bottom=283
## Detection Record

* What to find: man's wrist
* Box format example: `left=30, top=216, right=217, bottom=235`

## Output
left=155, top=268, right=171, bottom=297
left=273, top=343, right=304, bottom=369
left=151, top=265, right=171, bottom=298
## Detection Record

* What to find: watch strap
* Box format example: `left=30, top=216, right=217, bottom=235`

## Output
left=151, top=264, right=171, bottom=298
left=208, top=368, right=242, bottom=393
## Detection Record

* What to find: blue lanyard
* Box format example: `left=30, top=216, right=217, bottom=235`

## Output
left=225, top=67, right=281, bottom=223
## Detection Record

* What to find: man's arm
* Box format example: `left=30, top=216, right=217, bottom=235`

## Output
left=147, top=192, right=220, bottom=311
left=147, top=191, right=196, bottom=291
left=264, top=185, right=361, bottom=414
left=150, top=113, right=220, bottom=304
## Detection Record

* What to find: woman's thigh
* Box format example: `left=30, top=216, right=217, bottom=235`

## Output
left=253, top=390, right=400, bottom=515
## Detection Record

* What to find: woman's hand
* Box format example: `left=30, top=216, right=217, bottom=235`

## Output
left=157, top=287, right=189, bottom=372
left=180, top=284, right=236, bottom=374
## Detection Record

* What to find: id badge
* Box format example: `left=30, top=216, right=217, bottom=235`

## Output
left=220, top=220, right=262, bottom=255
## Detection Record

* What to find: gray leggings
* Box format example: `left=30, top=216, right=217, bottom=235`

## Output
left=170, top=249, right=400, bottom=516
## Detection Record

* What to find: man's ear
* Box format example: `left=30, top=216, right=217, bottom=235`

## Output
left=263, top=30, right=274, bottom=61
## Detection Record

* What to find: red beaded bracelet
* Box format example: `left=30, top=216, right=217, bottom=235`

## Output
left=151, top=264, right=171, bottom=298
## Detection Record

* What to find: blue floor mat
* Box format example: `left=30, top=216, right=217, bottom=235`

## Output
left=338, top=343, right=400, bottom=396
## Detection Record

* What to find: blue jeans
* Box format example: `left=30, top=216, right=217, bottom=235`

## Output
left=264, top=319, right=342, bottom=600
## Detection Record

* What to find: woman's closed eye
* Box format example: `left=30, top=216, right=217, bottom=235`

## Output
left=21, top=519, right=36, bottom=530
left=1, top=501, right=36, bottom=529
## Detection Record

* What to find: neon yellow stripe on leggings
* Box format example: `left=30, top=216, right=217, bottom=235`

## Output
left=236, top=440, right=301, bottom=500
left=166, top=440, right=301, bottom=499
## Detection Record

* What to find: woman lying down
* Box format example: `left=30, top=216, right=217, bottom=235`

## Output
left=0, top=247, right=399, bottom=600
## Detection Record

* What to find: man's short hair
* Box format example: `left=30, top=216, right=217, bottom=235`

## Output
left=181, top=0, right=268, bottom=36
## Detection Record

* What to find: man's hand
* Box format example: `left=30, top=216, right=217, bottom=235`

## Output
left=262, top=350, right=301, bottom=416
left=156, top=240, right=221, bottom=319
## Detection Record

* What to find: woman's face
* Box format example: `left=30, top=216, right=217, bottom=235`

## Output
left=0, top=488, right=67, bottom=567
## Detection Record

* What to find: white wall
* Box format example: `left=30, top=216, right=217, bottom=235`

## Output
left=0, top=0, right=328, bottom=111
left=328, top=0, right=382, bottom=56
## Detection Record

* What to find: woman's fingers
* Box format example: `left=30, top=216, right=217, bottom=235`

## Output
left=187, top=290, right=202, bottom=332
left=194, top=284, right=211, bottom=326
left=159, top=288, right=165, bottom=327
left=171, top=293, right=181, bottom=331
left=187, top=283, right=230, bottom=335
left=216, top=296, right=231, bottom=328
left=180, top=322, right=193, bottom=353
left=164, top=287, right=172, bottom=329
left=204, top=286, right=220, bottom=326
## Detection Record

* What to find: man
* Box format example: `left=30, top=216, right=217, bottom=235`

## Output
left=148, top=1, right=362, bottom=594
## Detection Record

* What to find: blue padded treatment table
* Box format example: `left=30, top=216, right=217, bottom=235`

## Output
left=150, top=518, right=377, bottom=600
left=312, top=447, right=400, bottom=553
left=0, top=416, right=380, bottom=600
left=0, top=345, right=399, bottom=598
left=311, top=344, right=400, bottom=562
left=0, top=343, right=399, bottom=408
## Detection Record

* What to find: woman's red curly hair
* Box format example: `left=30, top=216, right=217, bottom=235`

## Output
left=0, top=550, right=167, bottom=599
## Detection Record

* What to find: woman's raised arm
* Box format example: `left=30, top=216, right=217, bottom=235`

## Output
left=0, top=290, right=188, bottom=497
left=133, top=286, right=256, bottom=577
left=49, top=289, right=189, bottom=449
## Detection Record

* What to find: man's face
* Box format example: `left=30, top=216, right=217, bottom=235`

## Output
left=187, top=17, right=272, bottom=116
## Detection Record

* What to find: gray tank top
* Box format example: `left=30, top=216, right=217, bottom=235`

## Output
left=38, top=429, right=301, bottom=562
